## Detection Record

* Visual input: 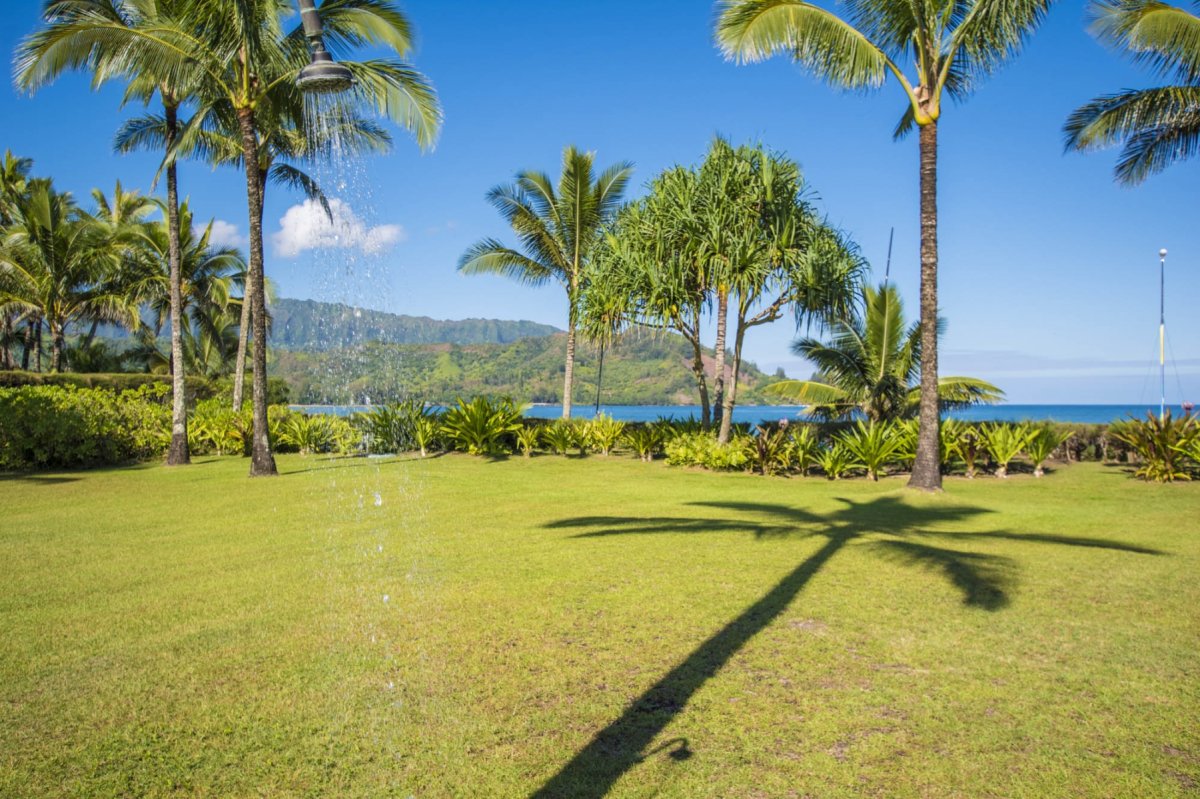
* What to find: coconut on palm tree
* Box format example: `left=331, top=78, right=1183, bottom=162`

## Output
left=717, top=0, right=1051, bottom=489
left=459, top=146, right=633, bottom=419
left=1065, top=0, right=1200, bottom=183
left=766, top=283, right=1003, bottom=421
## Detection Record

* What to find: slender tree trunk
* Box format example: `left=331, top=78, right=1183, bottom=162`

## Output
left=21, top=320, right=32, bottom=370
left=33, top=318, right=43, bottom=373
left=231, top=276, right=252, bottom=411
left=1, top=314, right=14, bottom=370
left=718, top=310, right=747, bottom=444
left=562, top=321, right=576, bottom=419
left=908, top=120, right=942, bottom=491
left=594, top=343, right=604, bottom=413
left=50, top=323, right=64, bottom=372
left=712, top=289, right=728, bottom=429
left=682, top=311, right=711, bottom=428
left=238, top=106, right=277, bottom=477
left=165, top=103, right=190, bottom=465
left=82, top=319, right=99, bottom=347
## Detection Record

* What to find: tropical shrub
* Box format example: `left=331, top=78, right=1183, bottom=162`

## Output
left=356, top=399, right=434, bottom=454
left=789, top=424, right=819, bottom=477
left=816, top=443, right=859, bottom=480
left=837, top=420, right=905, bottom=481
left=542, top=421, right=576, bottom=456
left=439, top=396, right=524, bottom=456
left=1026, top=426, right=1073, bottom=478
left=1110, top=412, right=1197, bottom=483
left=0, top=384, right=170, bottom=469
left=622, top=425, right=663, bottom=462
left=280, top=413, right=333, bottom=456
left=588, top=413, right=626, bottom=456
left=514, top=425, right=540, bottom=457
left=981, top=423, right=1034, bottom=478
left=189, top=399, right=250, bottom=456
left=664, top=432, right=748, bottom=471
left=745, top=425, right=792, bottom=476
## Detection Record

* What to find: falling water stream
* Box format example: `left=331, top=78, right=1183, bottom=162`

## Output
left=298, top=92, right=441, bottom=790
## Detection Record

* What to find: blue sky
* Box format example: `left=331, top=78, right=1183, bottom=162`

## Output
left=3, top=0, right=1197, bottom=404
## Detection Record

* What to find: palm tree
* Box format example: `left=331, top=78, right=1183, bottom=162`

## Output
left=717, top=0, right=1051, bottom=490
left=766, top=283, right=1003, bottom=420
left=459, top=146, right=633, bottom=419
left=1065, top=0, right=1200, bottom=183
left=0, top=180, right=138, bottom=372
left=21, top=0, right=441, bottom=476
left=0, top=151, right=33, bottom=370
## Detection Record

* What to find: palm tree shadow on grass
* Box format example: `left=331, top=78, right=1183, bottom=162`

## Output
left=530, top=496, right=1162, bottom=798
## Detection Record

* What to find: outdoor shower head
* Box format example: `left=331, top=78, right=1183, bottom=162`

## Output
left=296, top=0, right=354, bottom=94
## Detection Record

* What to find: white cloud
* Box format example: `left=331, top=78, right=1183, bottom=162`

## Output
left=197, top=219, right=245, bottom=249
left=272, top=198, right=405, bottom=258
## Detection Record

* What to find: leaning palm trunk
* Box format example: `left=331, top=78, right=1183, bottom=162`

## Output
left=563, top=304, right=576, bottom=419
left=237, top=106, right=276, bottom=477
left=719, top=311, right=749, bottom=443
left=165, top=102, right=190, bottom=465
left=909, top=121, right=941, bottom=490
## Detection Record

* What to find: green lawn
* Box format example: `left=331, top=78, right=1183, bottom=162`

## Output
left=1, top=455, right=1197, bottom=798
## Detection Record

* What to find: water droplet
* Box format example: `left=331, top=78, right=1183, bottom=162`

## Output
left=377, top=544, right=384, bottom=553
left=373, top=493, right=383, bottom=507
left=382, top=594, right=390, bottom=603
left=387, top=681, right=395, bottom=690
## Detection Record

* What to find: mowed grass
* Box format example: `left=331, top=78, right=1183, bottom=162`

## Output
left=1, top=455, right=1197, bottom=798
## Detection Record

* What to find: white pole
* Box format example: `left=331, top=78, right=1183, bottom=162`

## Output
left=1159, top=248, right=1167, bottom=422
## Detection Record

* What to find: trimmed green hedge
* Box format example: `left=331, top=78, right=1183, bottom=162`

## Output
left=0, top=384, right=172, bottom=469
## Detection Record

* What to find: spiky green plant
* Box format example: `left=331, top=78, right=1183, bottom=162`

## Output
left=816, top=442, right=860, bottom=480
left=622, top=425, right=664, bottom=463
left=1026, top=426, right=1074, bottom=478
left=788, top=424, right=820, bottom=477
left=514, top=425, right=541, bottom=458
left=837, top=420, right=905, bottom=481
left=541, top=420, right=576, bottom=456
left=745, top=425, right=793, bottom=476
left=1110, top=411, right=1197, bottom=482
left=588, top=413, right=626, bottom=456
left=981, top=423, right=1035, bottom=478
left=439, top=396, right=524, bottom=457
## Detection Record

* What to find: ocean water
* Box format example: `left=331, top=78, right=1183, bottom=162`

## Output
left=295, top=403, right=1194, bottom=425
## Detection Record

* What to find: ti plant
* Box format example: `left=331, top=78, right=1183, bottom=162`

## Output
left=1110, top=411, right=1197, bottom=482
left=542, top=421, right=576, bottom=456
left=746, top=425, right=793, bottom=476
left=588, top=413, right=626, bottom=456
left=514, top=425, right=541, bottom=458
left=788, top=424, right=819, bottom=477
left=817, top=442, right=859, bottom=481
left=439, top=396, right=524, bottom=456
left=622, top=425, right=663, bottom=462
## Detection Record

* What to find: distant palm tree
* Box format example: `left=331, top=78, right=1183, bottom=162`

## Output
left=459, top=146, right=633, bottom=418
left=766, top=283, right=1003, bottom=421
left=0, top=180, right=138, bottom=372
left=1065, top=0, right=1200, bottom=183
left=717, top=0, right=1051, bottom=490
left=0, top=151, right=33, bottom=369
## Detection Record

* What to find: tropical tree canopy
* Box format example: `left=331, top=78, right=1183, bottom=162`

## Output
left=766, top=283, right=1003, bottom=421
left=1065, top=0, right=1200, bottom=183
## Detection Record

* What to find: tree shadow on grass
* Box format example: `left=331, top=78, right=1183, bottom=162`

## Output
left=531, top=496, right=1162, bottom=798
left=0, top=472, right=82, bottom=484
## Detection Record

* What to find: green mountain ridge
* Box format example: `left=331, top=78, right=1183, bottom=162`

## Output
left=269, top=298, right=561, bottom=350
left=272, top=330, right=787, bottom=406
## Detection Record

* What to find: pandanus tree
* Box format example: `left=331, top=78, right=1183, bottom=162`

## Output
left=1065, top=0, right=1200, bottom=183
left=717, top=0, right=1052, bottom=489
left=21, top=0, right=441, bottom=476
left=588, top=139, right=863, bottom=441
left=766, top=282, right=1003, bottom=420
left=459, top=146, right=634, bottom=419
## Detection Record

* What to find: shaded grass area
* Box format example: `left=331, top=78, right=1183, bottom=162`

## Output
left=1, top=457, right=1197, bottom=797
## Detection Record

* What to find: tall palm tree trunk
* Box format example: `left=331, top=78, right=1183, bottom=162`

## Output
left=712, top=290, right=729, bottom=434
left=563, top=320, right=576, bottom=419
left=909, top=121, right=942, bottom=491
left=1, top=314, right=14, bottom=369
left=688, top=328, right=712, bottom=430
left=594, top=343, right=604, bottom=413
left=165, top=103, right=190, bottom=465
left=21, top=319, right=33, bottom=370
left=237, top=107, right=277, bottom=477
left=231, top=269, right=253, bottom=411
